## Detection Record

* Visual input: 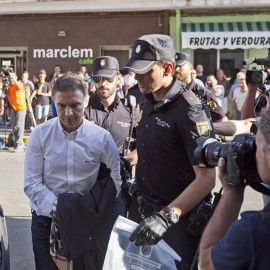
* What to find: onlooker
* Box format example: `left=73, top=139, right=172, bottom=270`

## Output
left=49, top=65, right=62, bottom=118
left=21, top=71, right=34, bottom=100
left=231, top=72, right=248, bottom=120
left=216, top=68, right=230, bottom=114
left=205, top=75, right=225, bottom=108
left=80, top=64, right=95, bottom=92
left=21, top=71, right=35, bottom=128
left=124, top=34, right=215, bottom=270
left=196, top=64, right=207, bottom=84
left=190, top=67, right=204, bottom=88
left=24, top=72, right=121, bottom=269
left=49, top=64, right=62, bottom=87
left=123, top=71, right=137, bottom=94
left=199, top=107, right=270, bottom=269
left=6, top=72, right=27, bottom=152
left=30, top=69, right=52, bottom=125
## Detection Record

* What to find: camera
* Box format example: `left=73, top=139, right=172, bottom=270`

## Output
left=1, top=66, right=13, bottom=93
left=194, top=133, right=260, bottom=186
left=1, top=66, right=13, bottom=77
left=246, top=70, right=264, bottom=84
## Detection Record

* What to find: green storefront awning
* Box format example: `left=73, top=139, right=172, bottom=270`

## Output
left=181, top=22, right=270, bottom=49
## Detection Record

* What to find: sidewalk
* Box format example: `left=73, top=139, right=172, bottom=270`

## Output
left=0, top=126, right=31, bottom=148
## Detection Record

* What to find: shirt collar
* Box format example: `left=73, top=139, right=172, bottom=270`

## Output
left=57, top=117, right=84, bottom=139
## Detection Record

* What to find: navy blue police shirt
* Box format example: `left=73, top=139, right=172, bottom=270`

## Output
left=84, top=91, right=137, bottom=153
left=135, top=78, right=211, bottom=205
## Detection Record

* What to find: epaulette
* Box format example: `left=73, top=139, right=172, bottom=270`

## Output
left=181, top=89, right=202, bottom=106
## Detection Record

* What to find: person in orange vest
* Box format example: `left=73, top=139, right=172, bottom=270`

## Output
left=7, top=72, right=27, bottom=152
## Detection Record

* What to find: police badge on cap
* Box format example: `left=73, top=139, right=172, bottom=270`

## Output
left=92, top=56, right=119, bottom=78
left=124, top=34, right=176, bottom=74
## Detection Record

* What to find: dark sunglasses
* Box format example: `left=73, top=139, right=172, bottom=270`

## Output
left=93, top=76, right=115, bottom=83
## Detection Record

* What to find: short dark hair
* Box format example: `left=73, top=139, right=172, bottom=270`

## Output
left=52, top=72, right=89, bottom=99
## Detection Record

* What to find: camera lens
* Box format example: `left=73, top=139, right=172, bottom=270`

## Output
left=204, top=141, right=230, bottom=167
left=194, top=137, right=230, bottom=168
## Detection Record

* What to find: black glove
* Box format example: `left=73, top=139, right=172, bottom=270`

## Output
left=120, top=157, right=131, bottom=172
left=129, top=212, right=171, bottom=246
left=120, top=157, right=131, bottom=179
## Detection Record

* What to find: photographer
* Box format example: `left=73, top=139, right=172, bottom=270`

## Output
left=6, top=72, right=27, bottom=152
left=199, top=107, right=270, bottom=269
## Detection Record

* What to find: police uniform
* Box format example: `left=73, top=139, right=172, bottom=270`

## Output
left=129, top=78, right=211, bottom=269
left=84, top=91, right=136, bottom=153
left=188, top=80, right=226, bottom=122
left=124, top=34, right=214, bottom=270
left=85, top=56, right=138, bottom=269
left=126, top=83, right=144, bottom=107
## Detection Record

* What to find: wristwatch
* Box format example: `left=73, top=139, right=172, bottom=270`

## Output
left=162, top=207, right=180, bottom=225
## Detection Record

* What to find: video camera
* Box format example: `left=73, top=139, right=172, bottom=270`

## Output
left=1, top=66, right=13, bottom=77
left=243, top=49, right=270, bottom=93
left=1, top=66, right=13, bottom=93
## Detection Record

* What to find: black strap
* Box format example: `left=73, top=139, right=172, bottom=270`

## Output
left=259, top=202, right=270, bottom=226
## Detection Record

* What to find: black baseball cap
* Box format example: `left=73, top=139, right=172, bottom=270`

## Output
left=124, top=34, right=176, bottom=74
left=175, top=52, right=192, bottom=66
left=92, top=56, right=119, bottom=78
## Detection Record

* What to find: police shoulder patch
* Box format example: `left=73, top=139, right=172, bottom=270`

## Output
left=196, top=121, right=210, bottom=137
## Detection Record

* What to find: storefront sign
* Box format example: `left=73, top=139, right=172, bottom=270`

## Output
left=33, top=46, right=93, bottom=58
left=182, top=31, right=270, bottom=49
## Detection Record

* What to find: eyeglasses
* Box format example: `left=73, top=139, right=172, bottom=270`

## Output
left=93, top=76, right=115, bottom=83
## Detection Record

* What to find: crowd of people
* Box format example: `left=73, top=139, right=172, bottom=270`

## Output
left=0, top=33, right=269, bottom=270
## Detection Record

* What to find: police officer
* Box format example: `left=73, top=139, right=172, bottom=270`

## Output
left=84, top=56, right=137, bottom=269
left=123, top=34, right=215, bottom=270
left=175, top=52, right=228, bottom=123
left=85, top=56, right=137, bottom=153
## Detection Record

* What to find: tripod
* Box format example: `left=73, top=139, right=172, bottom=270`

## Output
left=1, top=92, right=10, bottom=150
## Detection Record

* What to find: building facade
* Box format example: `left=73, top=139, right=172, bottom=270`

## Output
left=0, top=0, right=269, bottom=79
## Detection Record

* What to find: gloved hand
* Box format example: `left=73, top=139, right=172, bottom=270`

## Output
left=120, top=157, right=131, bottom=172
left=129, top=212, right=171, bottom=246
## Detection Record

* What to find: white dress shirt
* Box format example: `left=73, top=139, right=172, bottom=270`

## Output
left=24, top=117, right=121, bottom=217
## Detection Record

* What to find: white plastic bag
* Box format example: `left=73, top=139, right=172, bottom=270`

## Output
left=103, top=216, right=181, bottom=270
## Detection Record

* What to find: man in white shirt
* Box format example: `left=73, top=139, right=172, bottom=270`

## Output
left=24, top=72, right=121, bottom=270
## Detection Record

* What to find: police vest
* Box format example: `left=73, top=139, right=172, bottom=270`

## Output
left=7, top=83, right=27, bottom=111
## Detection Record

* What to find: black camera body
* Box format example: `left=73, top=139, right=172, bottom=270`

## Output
left=246, top=70, right=263, bottom=84
left=1, top=66, right=13, bottom=77
left=1, top=66, right=13, bottom=93
left=195, top=133, right=259, bottom=186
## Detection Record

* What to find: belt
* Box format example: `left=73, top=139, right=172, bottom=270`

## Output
left=133, top=192, right=165, bottom=218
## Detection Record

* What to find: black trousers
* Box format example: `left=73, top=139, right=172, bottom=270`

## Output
left=129, top=200, right=200, bottom=270
left=31, top=211, right=58, bottom=270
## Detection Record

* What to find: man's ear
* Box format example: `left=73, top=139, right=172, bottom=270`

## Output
left=164, top=63, right=173, bottom=76
left=84, top=95, right=90, bottom=108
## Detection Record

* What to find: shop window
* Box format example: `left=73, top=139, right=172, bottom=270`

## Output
left=100, top=45, right=132, bottom=75
left=194, top=49, right=244, bottom=78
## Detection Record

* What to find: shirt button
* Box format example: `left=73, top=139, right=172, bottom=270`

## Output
left=146, top=125, right=148, bottom=128
left=143, top=160, right=146, bottom=163
left=141, top=177, right=145, bottom=181
left=142, top=143, right=144, bottom=147
left=149, top=193, right=153, bottom=196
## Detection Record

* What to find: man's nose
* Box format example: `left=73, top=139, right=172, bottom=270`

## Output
left=65, top=107, right=73, bottom=116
